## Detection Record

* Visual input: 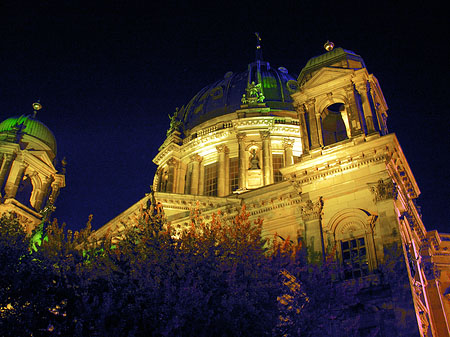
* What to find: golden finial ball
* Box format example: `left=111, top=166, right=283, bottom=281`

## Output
left=32, top=102, right=42, bottom=111
left=324, top=41, right=334, bottom=51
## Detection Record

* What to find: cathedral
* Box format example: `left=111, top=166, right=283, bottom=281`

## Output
left=1, top=40, right=449, bottom=336
left=0, top=102, right=65, bottom=233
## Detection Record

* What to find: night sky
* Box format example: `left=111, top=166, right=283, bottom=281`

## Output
left=1, top=2, right=448, bottom=233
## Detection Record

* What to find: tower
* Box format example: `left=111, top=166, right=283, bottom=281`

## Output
left=0, top=103, right=65, bottom=233
left=95, top=42, right=450, bottom=336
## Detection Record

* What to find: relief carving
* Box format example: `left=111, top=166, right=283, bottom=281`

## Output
left=299, top=197, right=323, bottom=221
left=369, top=178, right=396, bottom=203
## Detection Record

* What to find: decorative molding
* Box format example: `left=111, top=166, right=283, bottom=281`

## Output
left=368, top=178, right=397, bottom=203
left=422, top=261, right=441, bottom=280
left=282, top=138, right=295, bottom=149
left=260, top=130, right=270, bottom=140
left=299, top=198, right=322, bottom=221
left=190, top=154, right=202, bottom=163
left=216, top=144, right=229, bottom=153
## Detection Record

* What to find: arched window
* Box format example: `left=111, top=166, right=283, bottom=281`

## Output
left=15, top=175, right=33, bottom=208
left=321, top=103, right=348, bottom=146
left=328, top=209, right=377, bottom=280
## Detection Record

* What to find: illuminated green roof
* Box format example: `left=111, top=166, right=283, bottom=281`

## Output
left=298, top=47, right=366, bottom=86
left=180, top=60, right=297, bottom=130
left=0, top=115, right=57, bottom=154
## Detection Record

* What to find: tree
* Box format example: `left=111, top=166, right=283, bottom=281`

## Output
left=1, top=203, right=364, bottom=336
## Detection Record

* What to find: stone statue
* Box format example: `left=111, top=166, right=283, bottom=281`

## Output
left=241, top=81, right=265, bottom=105
left=167, top=107, right=182, bottom=136
left=249, top=149, right=260, bottom=169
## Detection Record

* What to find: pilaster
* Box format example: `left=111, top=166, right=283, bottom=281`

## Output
left=237, top=133, right=247, bottom=189
left=190, top=154, right=202, bottom=195
left=355, top=81, right=375, bottom=134
left=283, top=138, right=294, bottom=167
left=5, top=160, right=28, bottom=198
left=216, top=145, right=229, bottom=197
left=260, top=131, right=272, bottom=185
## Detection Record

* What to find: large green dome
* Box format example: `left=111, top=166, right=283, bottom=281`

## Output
left=0, top=114, right=57, bottom=154
left=180, top=59, right=298, bottom=131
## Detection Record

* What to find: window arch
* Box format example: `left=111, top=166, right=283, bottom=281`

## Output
left=15, top=174, right=33, bottom=208
left=328, top=208, right=377, bottom=279
left=321, top=103, right=348, bottom=146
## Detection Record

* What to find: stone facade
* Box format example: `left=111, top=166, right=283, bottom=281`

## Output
left=0, top=104, right=65, bottom=233
left=96, top=45, right=449, bottom=336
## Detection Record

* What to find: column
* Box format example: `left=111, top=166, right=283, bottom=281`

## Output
left=355, top=81, right=375, bottom=134
left=49, top=182, right=60, bottom=204
left=156, top=168, right=163, bottom=192
left=283, top=138, right=294, bottom=167
left=190, top=154, right=202, bottom=195
left=344, top=84, right=364, bottom=137
left=298, top=106, right=310, bottom=154
left=315, top=112, right=323, bottom=147
left=339, top=105, right=351, bottom=138
left=198, top=160, right=205, bottom=195
left=260, top=131, right=272, bottom=185
left=0, top=153, right=15, bottom=194
left=422, top=262, right=449, bottom=337
left=166, top=158, right=177, bottom=193
left=305, top=99, right=320, bottom=149
left=216, top=145, right=228, bottom=197
left=34, top=175, right=54, bottom=211
left=225, top=151, right=230, bottom=195
left=237, top=133, right=247, bottom=189
left=5, top=161, right=28, bottom=198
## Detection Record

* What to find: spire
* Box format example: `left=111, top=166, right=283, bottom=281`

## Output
left=32, top=101, right=42, bottom=119
left=255, top=32, right=263, bottom=61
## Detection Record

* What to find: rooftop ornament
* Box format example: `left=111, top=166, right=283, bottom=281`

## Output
left=324, top=40, right=335, bottom=52
left=167, top=107, right=182, bottom=136
left=32, top=101, right=42, bottom=118
left=241, top=81, right=265, bottom=105
left=255, top=32, right=263, bottom=60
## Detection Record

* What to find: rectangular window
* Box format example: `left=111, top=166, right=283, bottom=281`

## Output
left=341, top=237, right=369, bottom=279
left=204, top=163, right=217, bottom=196
left=272, top=154, right=284, bottom=183
left=184, top=164, right=192, bottom=194
left=229, top=157, right=239, bottom=193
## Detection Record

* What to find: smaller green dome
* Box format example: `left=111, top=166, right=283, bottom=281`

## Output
left=0, top=115, right=57, bottom=154
left=298, top=47, right=366, bottom=86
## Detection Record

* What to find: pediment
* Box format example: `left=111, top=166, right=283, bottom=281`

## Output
left=302, top=67, right=354, bottom=89
left=28, top=150, right=55, bottom=168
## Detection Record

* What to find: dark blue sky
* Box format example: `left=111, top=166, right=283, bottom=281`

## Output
left=1, top=1, right=448, bottom=233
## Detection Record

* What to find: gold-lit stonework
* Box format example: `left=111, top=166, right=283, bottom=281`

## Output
left=97, top=45, right=450, bottom=336
left=0, top=104, right=65, bottom=233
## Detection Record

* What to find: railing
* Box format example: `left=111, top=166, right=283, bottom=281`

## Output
left=182, top=119, right=299, bottom=144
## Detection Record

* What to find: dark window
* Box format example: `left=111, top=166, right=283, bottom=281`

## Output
left=158, top=169, right=168, bottom=192
left=273, top=154, right=284, bottom=183
left=322, top=103, right=348, bottom=146
left=229, top=157, right=239, bottom=193
left=184, top=164, right=192, bottom=194
left=341, top=237, right=369, bottom=279
left=204, top=163, right=217, bottom=196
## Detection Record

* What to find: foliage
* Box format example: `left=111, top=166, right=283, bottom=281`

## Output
left=0, top=206, right=364, bottom=336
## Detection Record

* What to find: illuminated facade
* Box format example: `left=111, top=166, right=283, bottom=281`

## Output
left=0, top=103, right=65, bottom=233
left=96, top=43, right=449, bottom=336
